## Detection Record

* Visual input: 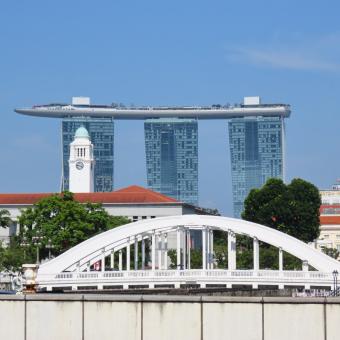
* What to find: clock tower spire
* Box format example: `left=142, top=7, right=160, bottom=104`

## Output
left=69, top=126, right=94, bottom=193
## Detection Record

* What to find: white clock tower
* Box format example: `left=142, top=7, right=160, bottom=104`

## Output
left=69, top=126, right=95, bottom=193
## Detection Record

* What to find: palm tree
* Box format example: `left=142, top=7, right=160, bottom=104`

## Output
left=0, top=209, right=12, bottom=228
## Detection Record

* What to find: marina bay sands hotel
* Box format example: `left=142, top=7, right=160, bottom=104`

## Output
left=15, top=96, right=291, bottom=217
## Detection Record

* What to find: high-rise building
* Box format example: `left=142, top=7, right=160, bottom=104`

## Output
left=229, top=114, right=284, bottom=218
left=16, top=96, right=290, bottom=211
left=62, top=117, right=114, bottom=192
left=144, top=118, right=198, bottom=205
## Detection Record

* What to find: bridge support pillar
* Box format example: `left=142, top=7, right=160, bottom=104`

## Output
left=164, top=234, right=168, bottom=269
left=76, top=261, right=80, bottom=273
left=152, top=230, right=156, bottom=271
left=183, top=229, right=186, bottom=270
left=110, top=251, right=115, bottom=269
left=142, top=237, right=145, bottom=270
left=228, top=230, right=236, bottom=270
left=100, top=248, right=105, bottom=272
left=302, top=260, right=309, bottom=272
left=134, top=237, right=138, bottom=270
left=177, top=227, right=181, bottom=269
left=187, top=229, right=191, bottom=270
left=158, top=234, right=162, bottom=270
left=202, top=228, right=207, bottom=270
left=209, top=229, right=214, bottom=269
left=126, top=238, right=130, bottom=271
left=253, top=237, right=259, bottom=271
left=279, top=247, right=283, bottom=271
left=206, top=228, right=209, bottom=269
left=119, top=250, right=123, bottom=271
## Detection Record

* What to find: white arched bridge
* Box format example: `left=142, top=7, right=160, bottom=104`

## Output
left=37, top=215, right=340, bottom=291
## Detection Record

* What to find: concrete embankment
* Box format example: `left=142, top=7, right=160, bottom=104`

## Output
left=0, top=294, right=339, bottom=340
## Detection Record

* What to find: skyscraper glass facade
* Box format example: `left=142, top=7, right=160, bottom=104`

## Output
left=62, top=117, right=114, bottom=192
left=228, top=116, right=284, bottom=218
left=144, top=118, right=198, bottom=205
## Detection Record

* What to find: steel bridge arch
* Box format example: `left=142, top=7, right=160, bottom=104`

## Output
left=38, top=214, right=340, bottom=275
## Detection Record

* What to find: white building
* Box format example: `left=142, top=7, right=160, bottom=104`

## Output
left=314, top=185, right=340, bottom=254
left=0, top=185, right=217, bottom=245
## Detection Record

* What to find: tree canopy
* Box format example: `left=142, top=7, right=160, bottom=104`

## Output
left=242, top=178, right=321, bottom=243
left=0, top=209, right=12, bottom=229
left=17, top=191, right=130, bottom=262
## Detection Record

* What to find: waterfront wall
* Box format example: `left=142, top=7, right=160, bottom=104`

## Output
left=0, top=294, right=339, bottom=340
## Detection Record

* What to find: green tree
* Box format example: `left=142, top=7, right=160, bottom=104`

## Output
left=0, top=209, right=12, bottom=228
left=321, top=247, right=340, bottom=259
left=168, top=248, right=203, bottom=269
left=18, top=191, right=130, bottom=261
left=0, top=238, right=26, bottom=272
left=242, top=178, right=321, bottom=243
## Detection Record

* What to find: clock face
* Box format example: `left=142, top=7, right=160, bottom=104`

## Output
left=76, top=161, right=84, bottom=170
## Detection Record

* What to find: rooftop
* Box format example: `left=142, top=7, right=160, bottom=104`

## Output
left=74, top=126, right=90, bottom=139
left=15, top=97, right=291, bottom=120
left=0, top=185, right=178, bottom=205
left=320, top=215, right=340, bottom=225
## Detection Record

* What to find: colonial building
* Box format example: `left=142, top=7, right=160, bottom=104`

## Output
left=314, top=183, right=340, bottom=253
left=0, top=185, right=218, bottom=245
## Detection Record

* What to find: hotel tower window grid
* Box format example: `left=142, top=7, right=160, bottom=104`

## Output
left=144, top=118, right=198, bottom=205
left=62, top=117, right=114, bottom=192
left=228, top=116, right=284, bottom=218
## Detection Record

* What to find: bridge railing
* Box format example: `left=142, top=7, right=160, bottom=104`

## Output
left=39, top=269, right=335, bottom=285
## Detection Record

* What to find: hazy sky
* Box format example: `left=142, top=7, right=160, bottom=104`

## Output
left=1, top=0, right=340, bottom=216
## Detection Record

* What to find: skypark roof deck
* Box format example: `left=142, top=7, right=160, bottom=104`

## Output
left=15, top=97, right=291, bottom=120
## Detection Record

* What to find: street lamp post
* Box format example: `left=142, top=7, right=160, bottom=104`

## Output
left=46, top=239, right=55, bottom=260
left=32, top=234, right=43, bottom=264
left=20, top=237, right=30, bottom=260
left=332, top=270, right=338, bottom=296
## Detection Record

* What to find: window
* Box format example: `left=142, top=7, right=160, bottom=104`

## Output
left=323, top=235, right=329, bottom=239
left=337, top=244, right=340, bottom=252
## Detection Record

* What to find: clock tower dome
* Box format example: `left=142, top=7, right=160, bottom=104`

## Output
left=69, top=126, right=94, bottom=193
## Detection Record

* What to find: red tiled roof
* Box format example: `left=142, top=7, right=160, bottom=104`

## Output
left=320, top=215, right=340, bottom=225
left=0, top=185, right=178, bottom=205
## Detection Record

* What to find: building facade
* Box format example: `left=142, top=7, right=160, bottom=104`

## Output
left=62, top=117, right=114, bottom=192
left=228, top=113, right=284, bottom=218
left=144, top=118, right=198, bottom=205
left=0, top=186, right=217, bottom=249
left=313, top=185, right=340, bottom=255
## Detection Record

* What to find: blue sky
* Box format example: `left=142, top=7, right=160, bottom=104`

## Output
left=1, top=0, right=340, bottom=215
